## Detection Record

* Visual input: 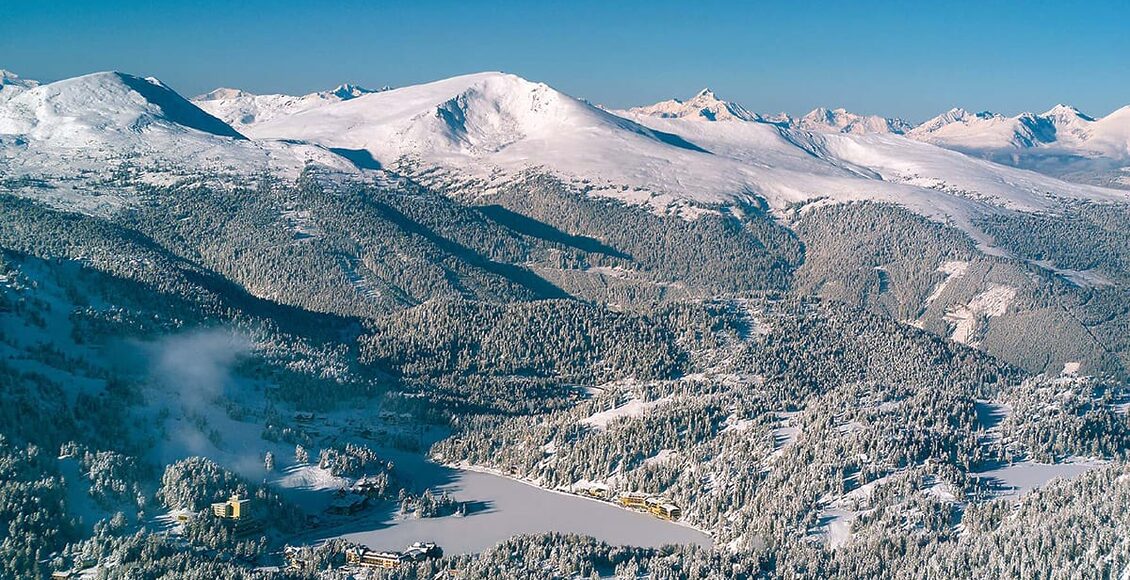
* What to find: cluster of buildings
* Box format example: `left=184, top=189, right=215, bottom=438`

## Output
left=326, top=474, right=388, bottom=515
left=571, top=483, right=682, bottom=520
left=344, top=542, right=444, bottom=569
left=618, top=492, right=682, bottom=520
left=284, top=542, right=444, bottom=572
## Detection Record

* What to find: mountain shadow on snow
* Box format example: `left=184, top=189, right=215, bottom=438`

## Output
left=118, top=74, right=246, bottom=139
left=329, top=147, right=383, bottom=170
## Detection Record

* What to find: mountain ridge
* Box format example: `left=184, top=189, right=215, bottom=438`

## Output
left=5, top=68, right=1129, bottom=234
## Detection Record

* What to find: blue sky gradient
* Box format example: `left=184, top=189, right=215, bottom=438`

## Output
left=2, top=0, right=1127, bottom=121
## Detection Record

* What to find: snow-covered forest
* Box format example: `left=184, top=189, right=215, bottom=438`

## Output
left=0, top=63, right=1128, bottom=579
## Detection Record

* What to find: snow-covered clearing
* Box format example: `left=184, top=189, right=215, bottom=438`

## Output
left=644, top=449, right=678, bottom=466
left=818, top=508, right=857, bottom=549
left=580, top=396, right=671, bottom=430
left=944, top=284, right=1017, bottom=345
left=767, top=411, right=802, bottom=458
left=974, top=400, right=1012, bottom=431
left=1032, top=260, right=1115, bottom=288
left=925, top=260, right=970, bottom=303
left=974, top=460, right=1105, bottom=499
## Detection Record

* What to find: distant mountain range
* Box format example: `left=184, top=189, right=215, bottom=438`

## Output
left=1, top=67, right=1127, bottom=237
left=192, top=71, right=1130, bottom=232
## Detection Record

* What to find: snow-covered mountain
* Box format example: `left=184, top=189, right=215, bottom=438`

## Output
left=0, top=71, right=245, bottom=141
left=4, top=67, right=1129, bottom=232
left=797, top=107, right=912, bottom=135
left=193, top=83, right=385, bottom=132
left=627, top=88, right=764, bottom=122
left=0, top=69, right=39, bottom=103
left=0, top=71, right=356, bottom=213
left=628, top=92, right=910, bottom=135
left=906, top=104, right=1130, bottom=187
left=909, top=104, right=1130, bottom=158
left=215, top=71, right=1128, bottom=241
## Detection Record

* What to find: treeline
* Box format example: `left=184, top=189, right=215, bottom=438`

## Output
left=486, top=174, right=803, bottom=297
left=977, top=200, right=1130, bottom=279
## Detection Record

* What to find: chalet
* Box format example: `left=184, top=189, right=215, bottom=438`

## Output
left=645, top=496, right=681, bottom=520
left=576, top=482, right=609, bottom=499
left=403, top=541, right=443, bottom=561
left=352, top=475, right=385, bottom=497
left=649, top=502, right=682, bottom=520
left=617, top=492, right=681, bottom=520
left=327, top=491, right=369, bottom=515
left=283, top=546, right=308, bottom=571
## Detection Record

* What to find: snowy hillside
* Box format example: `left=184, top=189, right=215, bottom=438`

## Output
left=0, top=69, right=38, bottom=103
left=908, top=104, right=1130, bottom=156
left=197, top=72, right=1129, bottom=236
left=627, top=88, right=765, bottom=122
left=0, top=71, right=357, bottom=213
left=797, top=107, right=912, bottom=135
left=193, top=83, right=384, bottom=132
left=1, top=65, right=1127, bottom=580
left=236, top=72, right=740, bottom=210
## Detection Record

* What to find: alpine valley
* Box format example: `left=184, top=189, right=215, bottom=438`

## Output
left=1, top=68, right=1128, bottom=579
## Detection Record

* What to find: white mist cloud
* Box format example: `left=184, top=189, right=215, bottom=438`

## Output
left=150, top=328, right=251, bottom=411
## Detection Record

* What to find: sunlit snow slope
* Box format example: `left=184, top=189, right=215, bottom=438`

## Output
left=0, top=71, right=356, bottom=213
left=218, top=71, right=1129, bottom=235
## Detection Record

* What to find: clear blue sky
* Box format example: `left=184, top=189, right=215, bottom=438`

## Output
left=2, top=0, right=1128, bottom=121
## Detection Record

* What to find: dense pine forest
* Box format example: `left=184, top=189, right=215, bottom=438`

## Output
left=0, top=163, right=1127, bottom=579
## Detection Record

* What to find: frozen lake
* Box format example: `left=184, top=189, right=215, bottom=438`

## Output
left=305, top=451, right=712, bottom=554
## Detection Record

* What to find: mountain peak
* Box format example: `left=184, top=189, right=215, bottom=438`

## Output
left=1042, top=103, right=1094, bottom=122
left=629, top=89, right=760, bottom=122
left=0, top=69, right=39, bottom=96
left=8, top=71, right=245, bottom=140
left=910, top=107, right=989, bottom=135
left=798, top=106, right=910, bottom=135
left=195, top=87, right=251, bottom=101
left=329, top=83, right=378, bottom=100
